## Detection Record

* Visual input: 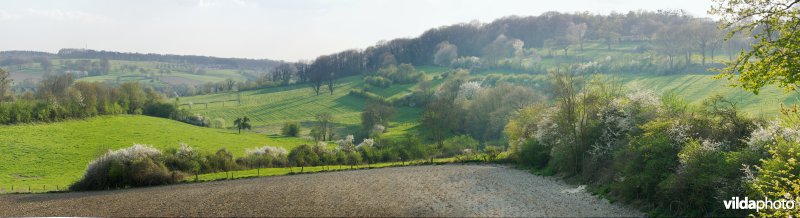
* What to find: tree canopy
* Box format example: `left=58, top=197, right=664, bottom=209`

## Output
left=712, top=0, right=800, bottom=94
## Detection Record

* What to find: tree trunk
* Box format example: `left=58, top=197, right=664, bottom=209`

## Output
left=701, top=46, right=707, bottom=66
left=710, top=48, right=716, bottom=65
left=669, top=55, right=674, bottom=69
left=685, top=52, right=691, bottom=65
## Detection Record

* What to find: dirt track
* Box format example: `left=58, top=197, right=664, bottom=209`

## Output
left=0, top=164, right=641, bottom=217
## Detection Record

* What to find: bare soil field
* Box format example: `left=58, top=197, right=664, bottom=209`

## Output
left=0, top=164, right=641, bottom=217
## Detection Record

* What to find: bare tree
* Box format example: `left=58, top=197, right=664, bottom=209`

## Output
left=567, top=22, right=588, bottom=51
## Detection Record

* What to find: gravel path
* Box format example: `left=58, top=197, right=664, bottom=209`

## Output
left=0, top=164, right=641, bottom=217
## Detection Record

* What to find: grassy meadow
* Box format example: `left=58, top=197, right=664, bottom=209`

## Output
left=0, top=115, right=311, bottom=191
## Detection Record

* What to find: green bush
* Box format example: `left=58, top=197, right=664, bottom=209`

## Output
left=482, top=145, right=503, bottom=162
left=749, top=139, right=800, bottom=217
left=518, top=139, right=551, bottom=169
left=164, top=144, right=204, bottom=176
left=211, top=118, right=226, bottom=129
left=281, top=122, right=301, bottom=137
left=612, top=120, right=680, bottom=203
left=288, top=144, right=320, bottom=172
left=204, top=148, right=237, bottom=172
left=441, top=135, right=479, bottom=157
left=364, top=75, right=392, bottom=88
left=142, top=102, right=177, bottom=118
left=660, top=139, right=727, bottom=216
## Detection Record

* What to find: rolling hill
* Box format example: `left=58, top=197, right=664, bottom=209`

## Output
left=0, top=115, right=311, bottom=191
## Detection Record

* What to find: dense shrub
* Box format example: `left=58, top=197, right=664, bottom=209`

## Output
left=661, top=139, right=727, bottom=216
left=517, top=139, right=551, bottom=168
left=482, top=145, right=503, bottom=162
left=281, top=122, right=301, bottom=137
left=745, top=110, right=800, bottom=217
left=211, top=118, right=226, bottom=129
left=361, top=101, right=396, bottom=135
left=441, top=135, right=479, bottom=157
left=611, top=120, right=680, bottom=203
left=348, top=90, right=392, bottom=105
left=375, top=63, right=423, bottom=84
left=364, top=76, right=392, bottom=88
left=748, top=138, right=800, bottom=217
left=288, top=144, right=320, bottom=172
left=237, top=145, right=289, bottom=168
left=205, top=148, right=237, bottom=172
left=142, top=102, right=177, bottom=118
left=70, top=144, right=180, bottom=191
left=175, top=111, right=210, bottom=127
left=164, top=144, right=204, bottom=180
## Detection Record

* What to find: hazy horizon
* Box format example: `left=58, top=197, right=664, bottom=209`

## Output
left=0, top=0, right=715, bottom=61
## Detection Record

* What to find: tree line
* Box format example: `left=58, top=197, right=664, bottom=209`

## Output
left=56, top=48, right=280, bottom=70
left=241, top=10, right=747, bottom=96
left=0, top=68, right=202, bottom=125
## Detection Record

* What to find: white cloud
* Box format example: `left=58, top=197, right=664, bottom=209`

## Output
left=195, top=0, right=249, bottom=8
left=0, top=10, right=21, bottom=21
left=26, top=8, right=110, bottom=23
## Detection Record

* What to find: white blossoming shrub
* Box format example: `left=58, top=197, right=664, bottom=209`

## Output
left=370, top=124, right=386, bottom=138
left=591, top=87, right=661, bottom=158
left=356, top=138, right=374, bottom=149
left=164, top=143, right=204, bottom=176
left=746, top=111, right=800, bottom=217
left=70, top=144, right=179, bottom=191
left=534, top=107, right=560, bottom=146
left=337, top=135, right=356, bottom=152
left=455, top=81, right=482, bottom=103
left=238, top=145, right=289, bottom=167
left=747, top=120, right=800, bottom=150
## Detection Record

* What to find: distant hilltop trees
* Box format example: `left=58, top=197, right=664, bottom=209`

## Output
left=0, top=49, right=281, bottom=71
left=56, top=48, right=281, bottom=70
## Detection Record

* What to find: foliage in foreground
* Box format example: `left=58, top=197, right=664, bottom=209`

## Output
left=505, top=74, right=799, bottom=216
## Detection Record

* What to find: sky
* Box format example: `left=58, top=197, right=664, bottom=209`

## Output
left=0, top=0, right=715, bottom=61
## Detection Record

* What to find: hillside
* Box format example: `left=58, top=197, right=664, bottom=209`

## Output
left=178, top=67, right=798, bottom=140
left=0, top=115, right=311, bottom=190
left=6, top=59, right=255, bottom=86
left=178, top=73, right=436, bottom=138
